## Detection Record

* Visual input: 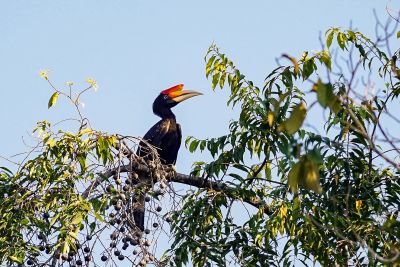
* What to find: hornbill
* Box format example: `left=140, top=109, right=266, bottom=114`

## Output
left=133, top=84, right=202, bottom=231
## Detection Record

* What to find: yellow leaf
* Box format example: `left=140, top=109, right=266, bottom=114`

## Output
left=267, top=112, right=274, bottom=127
left=280, top=206, right=288, bottom=218
left=71, top=214, right=83, bottom=225
left=282, top=54, right=299, bottom=74
left=39, top=70, right=49, bottom=80
left=356, top=200, right=362, bottom=213
left=47, top=138, right=56, bottom=147
left=79, top=128, right=93, bottom=135
left=299, top=157, right=323, bottom=194
left=86, top=78, right=98, bottom=91
left=288, top=161, right=301, bottom=193
left=293, top=196, right=301, bottom=211
left=283, top=102, right=307, bottom=135
left=48, top=92, right=59, bottom=109
left=343, top=126, right=349, bottom=140
left=289, top=156, right=323, bottom=194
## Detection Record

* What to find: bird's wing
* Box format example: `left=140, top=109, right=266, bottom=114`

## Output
left=173, top=123, right=182, bottom=165
left=137, top=120, right=171, bottom=158
left=143, top=120, right=171, bottom=149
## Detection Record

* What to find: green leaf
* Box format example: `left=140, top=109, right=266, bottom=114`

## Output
left=326, top=31, right=334, bottom=48
left=288, top=156, right=322, bottom=194
left=282, top=102, right=307, bottom=134
left=219, top=72, right=226, bottom=89
left=337, top=32, right=346, bottom=50
left=71, top=213, right=83, bottom=225
left=397, top=31, right=400, bottom=39
left=212, top=73, right=220, bottom=90
left=319, top=50, right=332, bottom=70
left=288, top=161, right=301, bottom=193
left=189, top=140, right=199, bottom=153
left=9, top=256, right=23, bottom=264
left=77, top=154, right=87, bottom=172
left=302, top=59, right=315, bottom=80
left=315, top=80, right=333, bottom=108
left=48, top=92, right=59, bottom=109
left=299, top=156, right=322, bottom=193
left=94, top=211, right=104, bottom=222
left=282, top=54, right=299, bottom=74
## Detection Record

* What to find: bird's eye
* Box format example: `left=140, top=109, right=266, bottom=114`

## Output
left=163, top=95, right=169, bottom=99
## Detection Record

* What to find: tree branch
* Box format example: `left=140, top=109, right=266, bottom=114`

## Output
left=82, top=162, right=273, bottom=215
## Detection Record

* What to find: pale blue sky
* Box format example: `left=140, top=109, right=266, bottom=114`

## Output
left=0, top=1, right=398, bottom=265
left=0, top=1, right=396, bottom=172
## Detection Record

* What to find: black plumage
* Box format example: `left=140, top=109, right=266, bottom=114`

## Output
left=133, top=84, right=201, bottom=231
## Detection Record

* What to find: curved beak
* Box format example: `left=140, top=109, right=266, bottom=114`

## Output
left=171, top=90, right=203, bottom=103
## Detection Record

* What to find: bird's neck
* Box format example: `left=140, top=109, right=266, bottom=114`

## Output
left=157, top=108, right=176, bottom=120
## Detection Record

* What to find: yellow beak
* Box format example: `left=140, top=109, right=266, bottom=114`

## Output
left=171, top=90, right=203, bottom=103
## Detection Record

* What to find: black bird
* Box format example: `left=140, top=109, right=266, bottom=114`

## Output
left=133, top=84, right=202, bottom=231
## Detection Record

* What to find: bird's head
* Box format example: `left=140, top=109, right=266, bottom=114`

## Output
left=153, top=84, right=202, bottom=117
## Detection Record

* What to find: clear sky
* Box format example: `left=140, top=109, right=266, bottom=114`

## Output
left=0, top=1, right=397, bottom=173
left=0, top=1, right=398, bottom=266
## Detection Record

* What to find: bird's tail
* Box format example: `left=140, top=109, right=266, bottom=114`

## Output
left=132, top=193, right=145, bottom=232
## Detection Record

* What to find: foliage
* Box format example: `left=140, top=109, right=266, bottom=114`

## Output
left=182, top=25, right=400, bottom=266
left=1, top=16, right=400, bottom=267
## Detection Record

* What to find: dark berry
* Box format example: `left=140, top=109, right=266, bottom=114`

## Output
left=123, top=185, right=129, bottom=192
left=114, top=250, right=121, bottom=256
left=144, top=229, right=150, bottom=234
left=26, top=259, right=33, bottom=265
left=119, top=226, right=126, bottom=233
left=118, top=254, right=125, bottom=261
left=76, top=259, right=83, bottom=265
left=106, top=185, right=113, bottom=193
left=156, top=206, right=162, bottom=212
left=38, top=245, right=45, bottom=251
left=122, top=243, right=129, bottom=250
left=84, top=255, right=91, bottom=262
left=132, top=250, right=138, bottom=255
left=110, top=242, right=117, bottom=248
left=101, top=255, right=108, bottom=261
left=153, top=223, right=159, bottom=228
left=130, top=239, right=138, bottom=246
left=109, top=213, right=115, bottom=218
left=110, top=232, right=118, bottom=240
left=83, top=247, right=90, bottom=253
left=145, top=196, right=151, bottom=202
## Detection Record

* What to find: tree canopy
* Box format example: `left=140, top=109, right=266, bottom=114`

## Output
left=1, top=16, right=400, bottom=267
